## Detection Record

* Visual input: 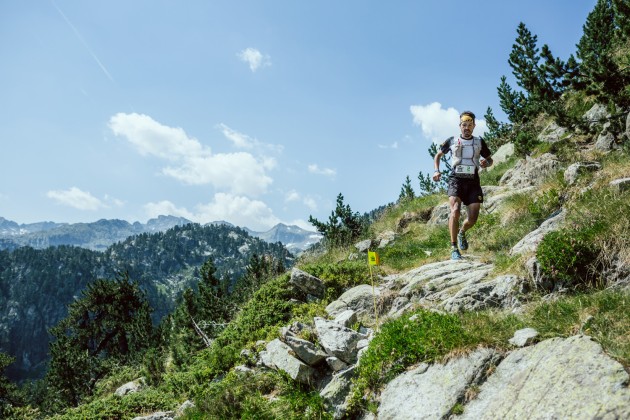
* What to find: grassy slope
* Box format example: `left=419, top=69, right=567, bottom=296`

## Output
left=47, top=137, right=630, bottom=419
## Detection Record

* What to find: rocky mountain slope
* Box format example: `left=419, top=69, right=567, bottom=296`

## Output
left=127, top=106, right=629, bottom=419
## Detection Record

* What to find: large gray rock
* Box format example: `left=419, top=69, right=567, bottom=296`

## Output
left=320, top=366, right=357, bottom=419
left=441, top=275, right=525, bottom=313
left=264, top=339, right=317, bottom=384
left=595, top=129, right=618, bottom=152
left=115, top=378, right=145, bottom=396
left=132, top=413, right=174, bottom=420
left=564, top=161, right=601, bottom=185
left=489, top=142, right=515, bottom=166
left=508, top=327, right=539, bottom=347
left=427, top=202, right=451, bottom=225
left=510, top=209, right=566, bottom=255
left=314, top=317, right=364, bottom=364
left=325, top=284, right=381, bottom=319
left=538, top=121, right=567, bottom=143
left=283, top=335, right=328, bottom=366
left=499, top=153, right=561, bottom=189
left=584, top=103, right=609, bottom=128
left=290, top=268, right=325, bottom=299
left=460, top=335, right=630, bottom=419
left=388, top=260, right=494, bottom=317
left=377, top=348, right=501, bottom=420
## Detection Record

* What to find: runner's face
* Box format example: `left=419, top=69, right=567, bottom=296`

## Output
left=460, top=121, right=475, bottom=138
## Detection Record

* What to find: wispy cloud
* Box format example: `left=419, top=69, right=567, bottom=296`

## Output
left=308, top=164, right=336, bottom=178
left=47, top=187, right=104, bottom=210
left=237, top=47, right=272, bottom=72
left=378, top=141, right=399, bottom=149
left=52, top=0, right=116, bottom=84
left=109, top=113, right=274, bottom=196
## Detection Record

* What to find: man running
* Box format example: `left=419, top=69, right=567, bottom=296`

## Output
left=432, top=111, right=493, bottom=260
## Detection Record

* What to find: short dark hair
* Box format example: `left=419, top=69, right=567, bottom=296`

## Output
left=460, top=110, right=476, bottom=121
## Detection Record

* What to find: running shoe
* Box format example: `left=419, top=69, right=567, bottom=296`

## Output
left=458, top=230, right=468, bottom=251
left=451, top=247, right=462, bottom=260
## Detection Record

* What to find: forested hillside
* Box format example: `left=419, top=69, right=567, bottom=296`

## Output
left=0, top=223, right=293, bottom=383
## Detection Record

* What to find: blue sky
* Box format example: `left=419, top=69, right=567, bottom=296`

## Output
left=0, top=1, right=595, bottom=231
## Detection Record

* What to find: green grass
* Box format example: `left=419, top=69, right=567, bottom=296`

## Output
left=346, top=289, right=630, bottom=415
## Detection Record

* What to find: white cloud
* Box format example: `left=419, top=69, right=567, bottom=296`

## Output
left=410, top=102, right=488, bottom=143
left=285, top=190, right=300, bottom=202
left=237, top=47, right=272, bottom=72
left=218, top=123, right=255, bottom=149
left=218, top=123, right=284, bottom=154
left=145, top=193, right=281, bottom=231
left=110, top=113, right=273, bottom=196
left=144, top=200, right=195, bottom=220
left=110, top=113, right=207, bottom=160
left=47, top=187, right=104, bottom=210
left=308, top=164, right=336, bottom=177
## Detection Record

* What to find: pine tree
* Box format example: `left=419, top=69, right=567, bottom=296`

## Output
left=399, top=175, right=416, bottom=202
left=577, top=0, right=630, bottom=107
left=46, top=274, right=154, bottom=407
left=483, top=106, right=512, bottom=150
left=308, top=193, right=367, bottom=246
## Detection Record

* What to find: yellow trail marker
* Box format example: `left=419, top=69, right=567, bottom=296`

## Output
left=368, top=250, right=380, bottom=330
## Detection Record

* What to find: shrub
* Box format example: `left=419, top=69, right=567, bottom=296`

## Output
left=536, top=228, right=601, bottom=287
left=299, top=260, right=370, bottom=299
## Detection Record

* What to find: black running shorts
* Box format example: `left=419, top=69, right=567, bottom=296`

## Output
left=447, top=176, right=484, bottom=205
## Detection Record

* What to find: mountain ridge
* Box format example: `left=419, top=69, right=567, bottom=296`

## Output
left=0, top=216, right=321, bottom=253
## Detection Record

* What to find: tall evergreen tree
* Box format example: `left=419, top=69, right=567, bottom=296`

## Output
left=577, top=0, right=630, bottom=107
left=46, top=274, right=153, bottom=407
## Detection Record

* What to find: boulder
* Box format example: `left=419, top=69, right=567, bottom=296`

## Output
left=354, top=239, right=373, bottom=253
left=289, top=268, right=325, bottom=299
left=378, top=348, right=501, bottom=420
left=499, top=153, right=560, bottom=189
left=510, top=209, right=566, bottom=255
left=283, top=335, right=327, bottom=366
left=264, top=339, right=317, bottom=384
left=396, top=209, right=432, bottom=230
left=376, top=230, right=396, bottom=248
left=564, top=161, right=601, bottom=185
left=320, top=366, right=357, bottom=419
left=333, top=309, right=357, bottom=328
left=325, top=284, right=381, bottom=319
left=538, top=121, right=567, bottom=143
left=428, top=203, right=451, bottom=225
left=441, top=275, right=525, bottom=313
left=314, top=317, right=364, bottom=364
left=509, top=328, right=539, bottom=347
left=584, top=103, right=609, bottom=128
left=489, top=142, right=515, bottom=166
left=115, top=378, right=145, bottom=397
left=595, top=130, right=618, bottom=152
left=460, top=336, right=630, bottom=419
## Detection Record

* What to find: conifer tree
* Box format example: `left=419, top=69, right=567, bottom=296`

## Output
left=309, top=193, right=367, bottom=246
left=46, top=274, right=153, bottom=407
left=577, top=0, right=630, bottom=107
left=399, top=175, right=416, bottom=201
